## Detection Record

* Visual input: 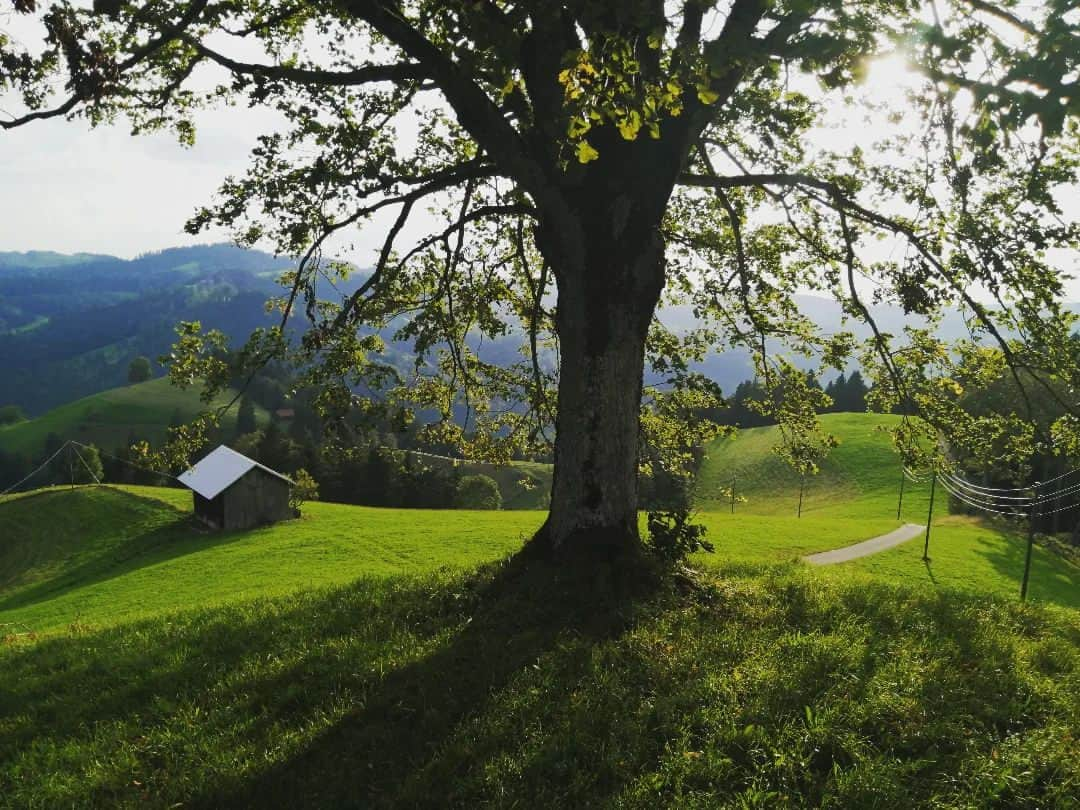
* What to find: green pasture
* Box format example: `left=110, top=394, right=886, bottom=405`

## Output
left=0, top=377, right=266, bottom=457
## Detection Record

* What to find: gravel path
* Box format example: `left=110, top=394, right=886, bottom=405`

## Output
left=802, top=523, right=925, bottom=566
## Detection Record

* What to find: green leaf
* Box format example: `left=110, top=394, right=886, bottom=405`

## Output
left=697, top=85, right=720, bottom=105
left=575, top=140, right=600, bottom=163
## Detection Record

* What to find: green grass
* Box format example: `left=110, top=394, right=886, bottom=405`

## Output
left=0, top=486, right=542, bottom=635
left=1, top=561, right=1078, bottom=808
left=1, top=415, right=1079, bottom=807
left=0, top=377, right=267, bottom=457
left=693, top=513, right=902, bottom=563
left=0, top=485, right=895, bottom=635
left=697, top=413, right=932, bottom=521
left=693, top=412, right=933, bottom=570
left=842, top=516, right=1080, bottom=609
left=693, top=412, right=1080, bottom=607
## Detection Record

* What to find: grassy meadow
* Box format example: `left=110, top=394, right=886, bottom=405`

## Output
left=1, top=411, right=1078, bottom=807
left=0, top=377, right=267, bottom=457
left=0, top=486, right=541, bottom=634
left=1, top=554, right=1078, bottom=808
left=695, top=413, right=1080, bottom=608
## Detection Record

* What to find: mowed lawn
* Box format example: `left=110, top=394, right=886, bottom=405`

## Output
left=4, top=406, right=1079, bottom=638
left=841, top=516, right=1080, bottom=609
left=693, top=413, right=938, bottom=566
left=0, top=485, right=902, bottom=635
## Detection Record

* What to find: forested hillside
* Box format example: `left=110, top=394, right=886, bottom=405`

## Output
left=2, top=243, right=1064, bottom=420
left=0, top=245, right=292, bottom=414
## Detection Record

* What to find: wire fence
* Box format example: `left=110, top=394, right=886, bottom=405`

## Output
left=0, top=439, right=178, bottom=503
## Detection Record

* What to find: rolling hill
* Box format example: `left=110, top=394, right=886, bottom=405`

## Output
left=0, top=245, right=294, bottom=414
left=697, top=412, right=929, bottom=519
left=0, top=483, right=1078, bottom=808
left=0, top=377, right=268, bottom=459
left=695, top=412, right=1080, bottom=604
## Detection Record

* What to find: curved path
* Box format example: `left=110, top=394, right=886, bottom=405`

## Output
left=802, top=523, right=925, bottom=566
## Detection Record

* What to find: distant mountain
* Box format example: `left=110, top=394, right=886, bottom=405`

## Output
left=0, top=245, right=295, bottom=414
left=1, top=243, right=1070, bottom=418
left=0, top=250, right=114, bottom=269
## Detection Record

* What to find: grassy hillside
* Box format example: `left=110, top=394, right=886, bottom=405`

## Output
left=0, top=486, right=542, bottom=634
left=0, top=476, right=1078, bottom=806
left=694, top=412, right=1080, bottom=606
left=0, top=377, right=267, bottom=457
left=1, top=480, right=1076, bottom=640
left=693, top=413, right=930, bottom=570
left=1, top=557, right=1078, bottom=808
left=697, top=412, right=930, bottom=520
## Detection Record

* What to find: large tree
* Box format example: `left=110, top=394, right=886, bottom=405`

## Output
left=3, top=1, right=1077, bottom=560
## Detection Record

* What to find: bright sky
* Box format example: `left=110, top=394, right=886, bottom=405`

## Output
left=0, top=19, right=1077, bottom=298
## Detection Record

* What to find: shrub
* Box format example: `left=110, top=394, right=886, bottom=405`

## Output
left=127, top=356, right=153, bottom=383
left=455, top=474, right=502, bottom=510
left=645, top=509, right=713, bottom=564
left=289, top=468, right=319, bottom=515
left=0, top=404, right=26, bottom=425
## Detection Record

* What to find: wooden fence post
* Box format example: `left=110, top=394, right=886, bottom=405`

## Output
left=922, top=471, right=937, bottom=560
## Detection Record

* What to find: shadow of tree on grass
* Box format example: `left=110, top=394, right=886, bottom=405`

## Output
left=3, top=557, right=1079, bottom=809
left=0, top=488, right=258, bottom=614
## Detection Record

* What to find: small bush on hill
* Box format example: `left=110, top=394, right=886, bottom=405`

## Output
left=645, top=509, right=713, bottom=564
left=0, top=405, right=26, bottom=426
left=289, top=468, right=319, bottom=515
left=127, top=356, right=153, bottom=384
left=455, top=474, right=502, bottom=510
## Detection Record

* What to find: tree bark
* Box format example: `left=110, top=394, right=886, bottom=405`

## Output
left=532, top=192, right=667, bottom=559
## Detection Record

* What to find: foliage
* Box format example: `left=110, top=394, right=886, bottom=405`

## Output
left=70, top=444, right=104, bottom=485
left=3, top=1, right=1076, bottom=540
left=232, top=422, right=304, bottom=476
left=288, top=468, right=319, bottom=515
left=126, top=356, right=153, bottom=384
left=639, top=383, right=727, bottom=512
left=0, top=405, right=26, bottom=425
left=454, top=474, right=502, bottom=511
left=235, top=394, right=257, bottom=436
left=42, top=440, right=104, bottom=486
left=644, top=509, right=713, bottom=564
left=824, top=371, right=868, bottom=413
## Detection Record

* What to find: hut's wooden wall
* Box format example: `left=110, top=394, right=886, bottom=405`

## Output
left=222, top=469, right=293, bottom=530
left=194, top=492, right=225, bottom=528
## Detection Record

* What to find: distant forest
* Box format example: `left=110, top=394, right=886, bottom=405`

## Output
left=0, top=244, right=1006, bottom=418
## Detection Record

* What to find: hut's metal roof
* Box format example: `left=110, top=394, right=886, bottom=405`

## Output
left=178, top=445, right=293, bottom=500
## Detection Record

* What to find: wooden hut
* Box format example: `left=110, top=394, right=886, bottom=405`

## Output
left=178, top=445, right=294, bottom=530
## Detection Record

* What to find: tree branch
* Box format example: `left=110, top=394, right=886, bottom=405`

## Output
left=958, top=0, right=1038, bottom=36
left=340, top=0, right=550, bottom=200
left=185, top=38, right=427, bottom=87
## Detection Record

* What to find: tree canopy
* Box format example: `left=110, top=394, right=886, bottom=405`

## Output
left=3, top=0, right=1077, bottom=556
left=127, top=355, right=154, bottom=384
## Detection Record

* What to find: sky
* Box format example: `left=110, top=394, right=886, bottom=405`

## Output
left=0, top=15, right=1077, bottom=298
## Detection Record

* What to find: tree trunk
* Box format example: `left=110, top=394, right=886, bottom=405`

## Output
left=532, top=194, right=667, bottom=560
